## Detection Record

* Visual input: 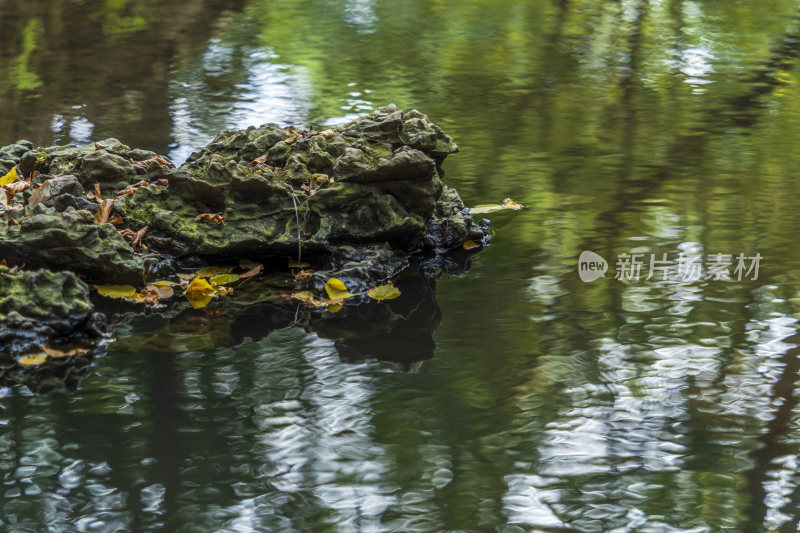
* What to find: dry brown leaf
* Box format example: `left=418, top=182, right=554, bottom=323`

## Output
left=293, top=269, right=315, bottom=282
left=154, top=155, right=174, bottom=169
left=94, top=183, right=102, bottom=201
left=153, top=179, right=169, bottom=187
left=3, top=180, right=29, bottom=203
left=108, top=212, right=124, bottom=225
left=194, top=213, right=226, bottom=224
left=252, top=154, right=268, bottom=166
left=146, top=283, right=174, bottom=299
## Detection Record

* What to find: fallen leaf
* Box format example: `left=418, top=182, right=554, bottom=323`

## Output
left=194, top=213, right=226, bottom=224
left=327, top=303, right=343, bottom=313
left=325, top=278, right=357, bottom=300
left=291, top=291, right=342, bottom=308
left=154, top=155, right=174, bottom=168
left=367, top=283, right=402, bottom=301
left=312, top=173, right=329, bottom=184
left=94, top=284, right=138, bottom=300
left=194, top=266, right=233, bottom=278
left=94, top=198, right=116, bottom=225
left=17, top=353, right=47, bottom=366
left=502, top=197, right=523, bottom=210
left=209, top=273, right=239, bottom=286
left=146, top=284, right=174, bottom=299
left=153, top=179, right=169, bottom=187
left=152, top=280, right=178, bottom=286
left=108, top=213, right=124, bottom=225
left=3, top=180, right=29, bottom=203
left=318, top=129, right=337, bottom=139
left=176, top=272, right=195, bottom=281
left=0, top=166, right=18, bottom=186
left=252, top=154, right=268, bottom=166
left=469, top=204, right=504, bottom=215
left=293, top=269, right=315, bottom=282
left=288, top=259, right=310, bottom=268
left=41, top=345, right=88, bottom=358
left=462, top=240, right=480, bottom=250
left=185, top=277, right=217, bottom=309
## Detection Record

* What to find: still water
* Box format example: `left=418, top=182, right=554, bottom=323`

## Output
left=3, top=0, right=800, bottom=531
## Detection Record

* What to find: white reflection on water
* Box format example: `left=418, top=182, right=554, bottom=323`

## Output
left=168, top=45, right=310, bottom=165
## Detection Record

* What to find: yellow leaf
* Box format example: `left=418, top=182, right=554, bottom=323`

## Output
left=469, top=204, right=503, bottom=214
left=325, top=278, right=356, bottom=300
left=194, top=266, right=233, bottom=278
left=0, top=166, right=18, bottom=187
left=291, top=290, right=315, bottom=302
left=41, top=345, right=88, bottom=358
left=94, top=284, right=138, bottom=300
left=288, top=259, right=310, bottom=268
left=152, top=280, right=178, bottom=286
left=176, top=272, right=195, bottom=281
left=367, top=283, right=402, bottom=301
left=462, top=240, right=480, bottom=250
left=502, top=197, right=523, bottom=210
left=327, top=303, right=342, bottom=313
left=18, top=353, right=47, bottom=366
left=185, top=277, right=217, bottom=309
left=209, top=273, right=239, bottom=286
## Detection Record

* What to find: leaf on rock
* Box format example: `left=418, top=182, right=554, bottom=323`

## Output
left=0, top=166, right=18, bottom=186
left=108, top=212, right=124, bottom=225
left=325, top=278, right=356, bottom=300
left=146, top=284, right=174, bottom=299
left=3, top=180, right=29, bottom=203
left=185, top=277, right=217, bottom=309
left=194, top=213, right=226, bottom=224
left=41, top=345, right=88, bottom=358
left=209, top=273, right=239, bottom=286
left=462, top=240, right=480, bottom=250
left=194, top=266, right=233, bottom=278
left=17, top=353, right=47, bottom=366
left=367, top=283, right=401, bottom=301
left=94, top=198, right=117, bottom=225
left=94, top=284, right=138, bottom=300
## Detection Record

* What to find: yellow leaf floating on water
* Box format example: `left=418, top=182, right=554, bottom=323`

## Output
left=291, top=290, right=343, bottom=308
left=462, top=240, right=480, bottom=250
left=185, top=277, right=217, bottom=309
left=325, top=278, right=357, bottom=300
left=367, top=283, right=402, bottom=301
left=327, top=303, right=343, bottom=313
left=470, top=197, right=524, bottom=215
left=152, top=280, right=178, bottom=286
left=209, top=273, right=239, bottom=286
left=41, top=345, right=89, bottom=359
left=0, top=166, right=18, bottom=187
left=18, top=353, right=47, bottom=366
left=94, top=284, right=138, bottom=300
left=194, top=266, right=233, bottom=279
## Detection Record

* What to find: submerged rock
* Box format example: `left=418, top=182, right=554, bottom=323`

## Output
left=0, top=267, right=106, bottom=358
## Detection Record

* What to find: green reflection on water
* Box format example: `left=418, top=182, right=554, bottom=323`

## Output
left=3, top=0, right=800, bottom=531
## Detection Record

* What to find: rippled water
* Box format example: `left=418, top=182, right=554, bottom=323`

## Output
left=4, top=0, right=800, bottom=531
